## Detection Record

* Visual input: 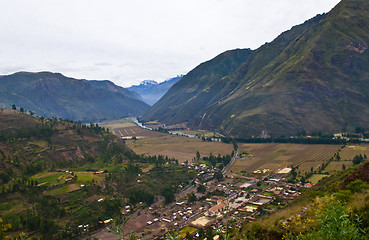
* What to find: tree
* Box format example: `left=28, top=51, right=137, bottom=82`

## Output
left=162, top=186, right=175, bottom=204
left=346, top=179, right=369, bottom=193
left=206, top=227, right=214, bottom=240
left=196, top=151, right=200, bottom=161
left=20, top=107, right=24, bottom=113
left=185, top=232, right=193, bottom=240
left=285, top=200, right=365, bottom=240
left=214, top=171, right=223, bottom=181
left=197, top=184, right=206, bottom=193
left=187, top=192, right=197, bottom=203
left=11, top=104, right=16, bottom=110
left=353, top=154, right=364, bottom=165
left=232, top=140, right=238, bottom=151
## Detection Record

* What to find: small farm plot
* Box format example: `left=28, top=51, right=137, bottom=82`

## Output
left=230, top=144, right=342, bottom=174
left=99, top=118, right=135, bottom=130
left=325, top=160, right=353, bottom=172
left=127, top=135, right=233, bottom=163
left=33, top=171, right=104, bottom=196
left=100, top=118, right=166, bottom=139
left=115, top=125, right=167, bottom=139
left=308, top=174, right=329, bottom=185
left=339, top=145, right=369, bottom=160
left=33, top=172, right=72, bottom=187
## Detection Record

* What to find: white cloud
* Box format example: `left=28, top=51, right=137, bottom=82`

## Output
left=0, top=0, right=340, bottom=87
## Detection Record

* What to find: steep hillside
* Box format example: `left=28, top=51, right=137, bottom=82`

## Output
left=0, top=110, right=195, bottom=239
left=0, top=72, right=150, bottom=122
left=128, top=75, right=183, bottom=105
left=88, top=79, right=143, bottom=101
left=231, top=160, right=369, bottom=239
left=0, top=109, right=133, bottom=178
left=143, top=0, right=369, bottom=137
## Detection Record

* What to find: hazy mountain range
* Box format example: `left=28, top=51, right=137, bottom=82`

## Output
left=0, top=72, right=149, bottom=122
left=127, top=75, right=183, bottom=105
left=143, top=0, right=369, bottom=137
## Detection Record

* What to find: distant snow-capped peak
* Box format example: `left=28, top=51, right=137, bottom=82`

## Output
left=141, top=80, right=158, bottom=86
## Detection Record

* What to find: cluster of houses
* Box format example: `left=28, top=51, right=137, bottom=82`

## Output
left=135, top=164, right=305, bottom=239
left=56, top=169, right=76, bottom=182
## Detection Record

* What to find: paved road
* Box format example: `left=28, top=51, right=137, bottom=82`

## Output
left=222, top=148, right=238, bottom=175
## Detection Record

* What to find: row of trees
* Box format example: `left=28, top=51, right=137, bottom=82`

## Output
left=222, top=136, right=348, bottom=145
left=353, top=154, right=367, bottom=165
left=0, top=122, right=53, bottom=143
left=201, top=153, right=232, bottom=168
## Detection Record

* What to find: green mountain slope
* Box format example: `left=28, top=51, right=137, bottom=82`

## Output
left=0, top=72, right=150, bottom=122
left=143, top=0, right=369, bottom=137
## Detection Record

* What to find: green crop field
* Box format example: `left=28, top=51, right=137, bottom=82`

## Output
left=33, top=172, right=72, bottom=187
left=308, top=174, right=329, bottom=185
left=28, top=140, right=48, bottom=147
left=46, top=184, right=70, bottom=196
left=179, top=226, right=198, bottom=238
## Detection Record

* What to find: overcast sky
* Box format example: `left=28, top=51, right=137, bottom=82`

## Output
left=0, top=0, right=340, bottom=87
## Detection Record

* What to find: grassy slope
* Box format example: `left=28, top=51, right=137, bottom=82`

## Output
left=232, top=160, right=369, bottom=239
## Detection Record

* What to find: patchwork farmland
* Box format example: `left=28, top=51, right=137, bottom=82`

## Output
left=100, top=119, right=369, bottom=177
left=230, top=144, right=343, bottom=174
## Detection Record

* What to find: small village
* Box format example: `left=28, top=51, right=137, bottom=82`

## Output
left=114, top=161, right=307, bottom=239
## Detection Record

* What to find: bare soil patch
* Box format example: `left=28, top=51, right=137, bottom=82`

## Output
left=68, top=184, right=80, bottom=192
left=127, top=135, right=233, bottom=163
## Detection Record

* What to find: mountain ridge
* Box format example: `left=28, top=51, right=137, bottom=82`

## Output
left=128, top=75, right=183, bottom=105
left=0, top=71, right=150, bottom=122
left=143, top=0, right=369, bottom=137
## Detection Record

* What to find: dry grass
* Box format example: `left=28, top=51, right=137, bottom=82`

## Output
left=340, top=145, right=369, bottom=160
left=325, top=160, right=353, bottom=172
left=127, top=135, right=233, bottom=163
left=68, top=184, right=80, bottom=192
left=99, top=118, right=134, bottom=129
